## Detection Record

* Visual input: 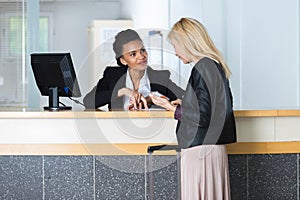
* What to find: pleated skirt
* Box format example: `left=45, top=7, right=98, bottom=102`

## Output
left=180, top=145, right=231, bottom=200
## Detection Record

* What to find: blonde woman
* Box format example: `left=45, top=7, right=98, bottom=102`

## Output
left=150, top=18, right=237, bottom=200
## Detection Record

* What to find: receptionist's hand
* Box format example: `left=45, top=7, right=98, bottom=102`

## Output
left=118, top=88, right=148, bottom=110
left=128, top=90, right=148, bottom=110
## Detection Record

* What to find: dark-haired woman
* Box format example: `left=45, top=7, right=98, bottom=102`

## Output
left=83, top=29, right=184, bottom=110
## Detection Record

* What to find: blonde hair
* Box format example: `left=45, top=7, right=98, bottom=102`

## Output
left=168, top=18, right=231, bottom=78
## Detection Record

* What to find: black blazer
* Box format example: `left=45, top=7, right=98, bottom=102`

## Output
left=83, top=66, right=184, bottom=110
left=176, top=58, right=236, bottom=148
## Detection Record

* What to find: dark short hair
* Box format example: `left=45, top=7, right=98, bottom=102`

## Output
left=112, top=29, right=142, bottom=59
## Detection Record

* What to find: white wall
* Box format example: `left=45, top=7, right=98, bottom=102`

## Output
left=227, top=0, right=299, bottom=109
left=120, top=0, right=169, bottom=29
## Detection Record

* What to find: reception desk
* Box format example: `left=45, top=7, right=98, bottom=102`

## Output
left=0, top=109, right=300, bottom=155
left=0, top=109, right=300, bottom=199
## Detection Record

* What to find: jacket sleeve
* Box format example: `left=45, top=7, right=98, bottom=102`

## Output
left=181, top=66, right=211, bottom=127
left=83, top=67, right=116, bottom=109
left=175, top=65, right=211, bottom=148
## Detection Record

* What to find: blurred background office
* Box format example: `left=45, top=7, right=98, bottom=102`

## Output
left=0, top=0, right=298, bottom=110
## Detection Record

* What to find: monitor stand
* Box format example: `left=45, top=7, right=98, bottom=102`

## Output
left=44, top=87, right=72, bottom=111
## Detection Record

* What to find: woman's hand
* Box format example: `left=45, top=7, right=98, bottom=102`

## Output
left=118, top=88, right=148, bottom=110
left=149, top=93, right=176, bottom=112
left=128, top=90, right=148, bottom=110
left=171, top=99, right=182, bottom=106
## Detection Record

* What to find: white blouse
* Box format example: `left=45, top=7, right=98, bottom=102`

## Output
left=123, top=69, right=151, bottom=110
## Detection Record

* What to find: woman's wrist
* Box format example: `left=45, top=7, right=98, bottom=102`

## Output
left=168, top=104, right=177, bottom=112
left=117, top=88, right=124, bottom=97
left=118, top=88, right=131, bottom=97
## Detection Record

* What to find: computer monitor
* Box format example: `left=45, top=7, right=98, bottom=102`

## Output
left=30, top=52, right=81, bottom=111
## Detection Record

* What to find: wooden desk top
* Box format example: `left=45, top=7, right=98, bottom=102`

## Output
left=0, top=110, right=174, bottom=119
left=0, top=109, right=300, bottom=118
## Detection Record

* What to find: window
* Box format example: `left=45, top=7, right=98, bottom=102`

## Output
left=0, top=6, right=50, bottom=107
left=8, top=16, right=49, bottom=56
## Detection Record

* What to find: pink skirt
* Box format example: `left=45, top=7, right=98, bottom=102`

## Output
left=180, top=145, right=231, bottom=200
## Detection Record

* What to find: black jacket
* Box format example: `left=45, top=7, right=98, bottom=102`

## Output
left=83, top=66, right=184, bottom=110
left=176, top=58, right=236, bottom=148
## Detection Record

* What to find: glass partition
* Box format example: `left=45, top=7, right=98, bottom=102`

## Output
left=0, top=2, right=27, bottom=108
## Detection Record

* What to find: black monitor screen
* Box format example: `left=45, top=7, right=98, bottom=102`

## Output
left=30, top=53, right=81, bottom=110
